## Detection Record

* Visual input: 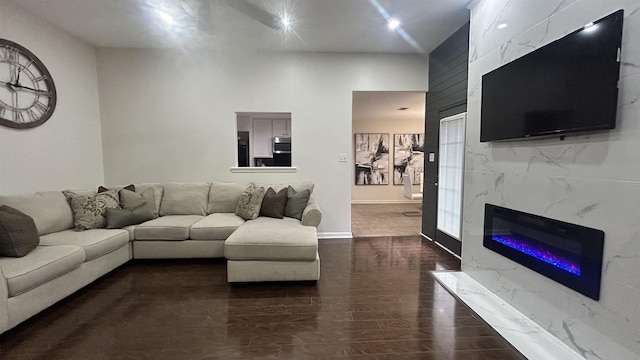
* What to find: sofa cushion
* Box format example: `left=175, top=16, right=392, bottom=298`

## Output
left=40, top=229, right=130, bottom=261
left=235, top=185, right=266, bottom=220
left=190, top=213, right=246, bottom=240
left=0, top=245, right=85, bottom=297
left=0, top=191, right=74, bottom=235
left=207, top=182, right=253, bottom=213
left=284, top=186, right=311, bottom=220
left=0, top=205, right=40, bottom=257
left=61, top=188, right=97, bottom=197
left=225, top=217, right=317, bottom=261
left=134, top=183, right=164, bottom=216
left=63, top=190, right=120, bottom=231
left=259, top=187, right=288, bottom=219
left=134, top=215, right=204, bottom=240
left=105, top=203, right=156, bottom=229
left=159, top=182, right=210, bottom=216
left=123, top=225, right=136, bottom=241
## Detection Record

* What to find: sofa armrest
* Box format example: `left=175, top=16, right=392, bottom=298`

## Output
left=0, top=265, right=9, bottom=333
left=301, top=195, right=322, bottom=228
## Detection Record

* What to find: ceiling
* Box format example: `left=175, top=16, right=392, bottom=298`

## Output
left=11, top=0, right=470, bottom=54
left=353, top=91, right=425, bottom=123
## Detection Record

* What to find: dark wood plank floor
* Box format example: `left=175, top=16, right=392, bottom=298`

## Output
left=0, top=237, right=525, bottom=359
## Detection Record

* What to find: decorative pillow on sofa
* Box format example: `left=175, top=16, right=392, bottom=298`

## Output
left=257, top=181, right=314, bottom=195
left=0, top=205, right=40, bottom=257
left=105, top=203, right=156, bottom=229
left=98, top=184, right=135, bottom=194
left=259, top=187, right=288, bottom=219
left=284, top=186, right=311, bottom=220
left=62, top=190, right=120, bottom=231
left=118, top=188, right=157, bottom=217
left=134, top=183, right=164, bottom=216
left=235, top=185, right=266, bottom=220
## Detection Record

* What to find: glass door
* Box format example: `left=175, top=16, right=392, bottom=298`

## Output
left=436, top=112, right=466, bottom=248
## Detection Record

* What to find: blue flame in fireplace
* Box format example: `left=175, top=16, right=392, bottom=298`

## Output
left=492, top=235, right=581, bottom=275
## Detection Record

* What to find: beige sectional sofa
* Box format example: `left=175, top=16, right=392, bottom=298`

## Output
left=0, top=181, right=321, bottom=335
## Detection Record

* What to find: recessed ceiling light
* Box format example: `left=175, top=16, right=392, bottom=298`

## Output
left=497, top=23, right=507, bottom=29
left=280, top=15, right=292, bottom=31
left=388, top=19, right=401, bottom=30
left=397, top=107, right=409, bottom=111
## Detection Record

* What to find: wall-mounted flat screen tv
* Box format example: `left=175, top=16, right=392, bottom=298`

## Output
left=480, top=10, right=624, bottom=142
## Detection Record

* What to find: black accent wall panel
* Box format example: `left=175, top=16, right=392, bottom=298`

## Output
left=422, top=22, right=470, bottom=256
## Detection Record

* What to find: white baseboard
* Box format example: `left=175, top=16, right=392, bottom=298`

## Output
left=351, top=200, right=422, bottom=204
left=420, top=232, right=433, bottom=241
left=318, top=232, right=353, bottom=239
left=421, top=232, right=462, bottom=260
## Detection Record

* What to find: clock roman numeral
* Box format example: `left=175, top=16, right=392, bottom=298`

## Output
left=22, top=58, right=33, bottom=70
left=14, top=110, right=23, bottom=123
left=0, top=47, right=12, bottom=62
left=34, top=100, right=49, bottom=114
left=26, top=108, right=38, bottom=122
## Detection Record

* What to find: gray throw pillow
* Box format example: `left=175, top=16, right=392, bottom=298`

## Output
left=235, top=185, right=266, bottom=220
left=63, top=190, right=120, bottom=231
left=118, top=188, right=146, bottom=209
left=259, top=187, right=288, bottom=219
left=98, top=184, right=135, bottom=195
left=119, top=188, right=158, bottom=219
left=284, top=186, right=311, bottom=220
left=105, top=203, right=156, bottom=229
left=0, top=205, right=40, bottom=257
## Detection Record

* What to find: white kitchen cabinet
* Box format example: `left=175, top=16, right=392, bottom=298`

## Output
left=252, top=119, right=273, bottom=158
left=272, top=119, right=291, bottom=137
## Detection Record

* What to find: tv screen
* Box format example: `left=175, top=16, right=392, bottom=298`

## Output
left=480, top=10, right=624, bottom=142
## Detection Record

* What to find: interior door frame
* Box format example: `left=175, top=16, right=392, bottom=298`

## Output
left=421, top=102, right=466, bottom=256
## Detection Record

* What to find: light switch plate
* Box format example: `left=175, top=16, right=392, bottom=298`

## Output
left=339, top=154, right=348, bottom=162
left=429, top=153, right=435, bottom=162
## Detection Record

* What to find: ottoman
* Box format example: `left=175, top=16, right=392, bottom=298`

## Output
left=224, top=217, right=320, bottom=283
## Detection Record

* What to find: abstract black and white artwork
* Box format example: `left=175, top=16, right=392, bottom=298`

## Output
left=393, top=133, right=424, bottom=185
left=355, top=133, right=389, bottom=185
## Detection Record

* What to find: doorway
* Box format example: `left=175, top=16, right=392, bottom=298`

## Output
left=351, top=91, right=426, bottom=237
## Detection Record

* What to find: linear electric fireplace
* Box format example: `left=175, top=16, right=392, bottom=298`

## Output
left=483, top=204, right=604, bottom=300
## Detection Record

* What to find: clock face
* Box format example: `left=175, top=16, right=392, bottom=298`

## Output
left=0, top=39, right=56, bottom=129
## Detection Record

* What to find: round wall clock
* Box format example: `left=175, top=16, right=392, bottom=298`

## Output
left=0, top=39, right=57, bottom=129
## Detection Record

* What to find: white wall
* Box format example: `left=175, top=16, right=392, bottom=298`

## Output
left=464, top=0, right=640, bottom=358
left=0, top=0, right=104, bottom=195
left=96, top=48, right=428, bottom=236
left=352, top=114, right=424, bottom=203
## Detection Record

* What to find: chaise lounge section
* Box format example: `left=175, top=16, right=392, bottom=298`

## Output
left=225, top=216, right=320, bottom=283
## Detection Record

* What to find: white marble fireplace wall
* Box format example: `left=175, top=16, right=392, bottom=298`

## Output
left=463, top=0, right=640, bottom=358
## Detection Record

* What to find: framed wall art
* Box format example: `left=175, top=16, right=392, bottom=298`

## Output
left=393, top=133, right=424, bottom=185
left=354, top=133, right=389, bottom=185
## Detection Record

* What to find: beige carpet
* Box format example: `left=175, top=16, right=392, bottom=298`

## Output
left=351, top=203, right=423, bottom=237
